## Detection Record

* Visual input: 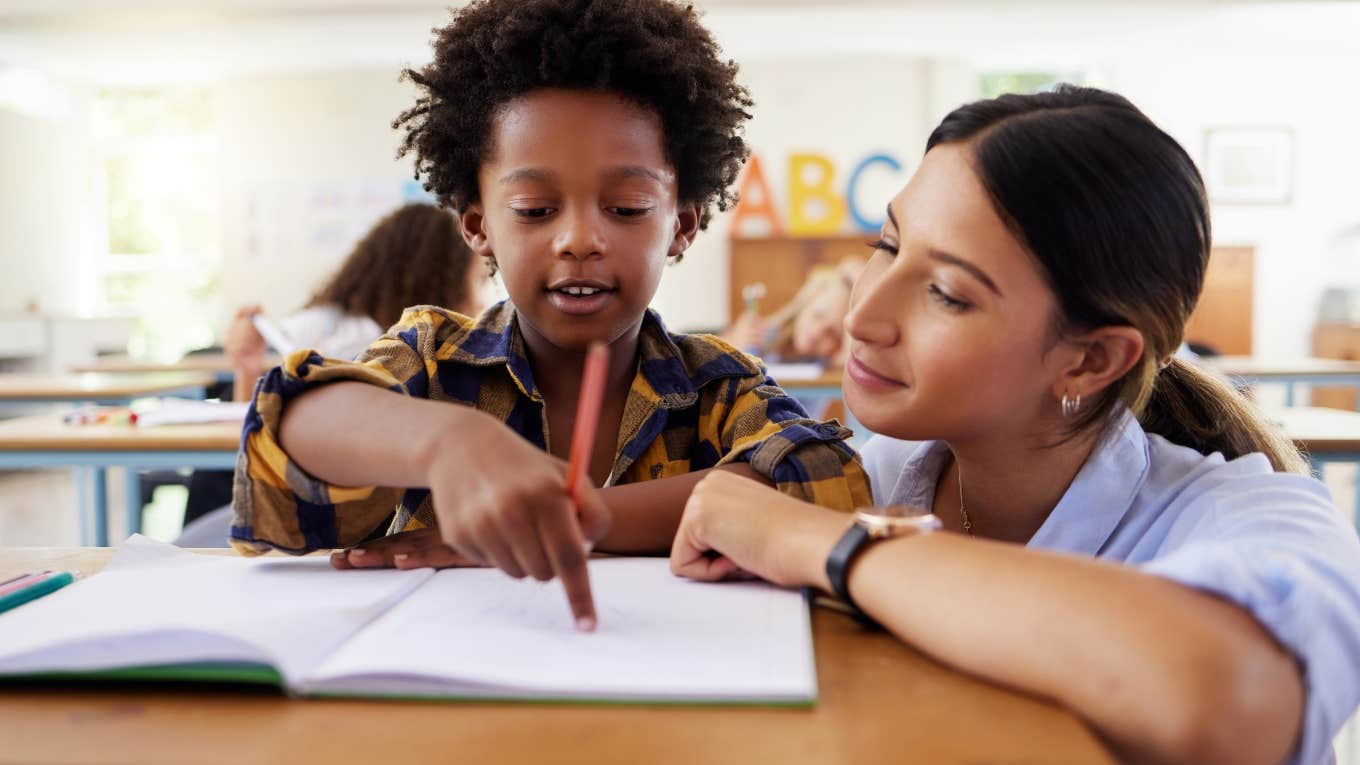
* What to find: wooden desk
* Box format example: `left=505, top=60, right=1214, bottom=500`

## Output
left=0, top=415, right=240, bottom=546
left=69, top=354, right=279, bottom=386
left=70, top=354, right=235, bottom=375
left=0, top=547, right=1113, bottom=765
left=0, top=371, right=215, bottom=405
left=1203, top=356, right=1360, bottom=408
left=1268, top=406, right=1360, bottom=527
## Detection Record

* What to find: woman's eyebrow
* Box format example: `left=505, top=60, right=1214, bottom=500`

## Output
left=888, top=204, right=1002, bottom=297
left=926, top=249, right=1003, bottom=297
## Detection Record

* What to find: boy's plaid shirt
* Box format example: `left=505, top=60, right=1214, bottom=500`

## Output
left=230, top=301, right=870, bottom=554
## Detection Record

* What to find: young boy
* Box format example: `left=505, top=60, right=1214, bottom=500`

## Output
left=231, top=0, right=871, bottom=629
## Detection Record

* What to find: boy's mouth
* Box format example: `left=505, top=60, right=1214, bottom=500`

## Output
left=546, top=278, right=617, bottom=316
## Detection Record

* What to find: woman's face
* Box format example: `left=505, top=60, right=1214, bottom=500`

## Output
left=842, top=143, right=1072, bottom=445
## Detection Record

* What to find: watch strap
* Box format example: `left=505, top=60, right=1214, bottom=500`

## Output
left=824, top=521, right=872, bottom=613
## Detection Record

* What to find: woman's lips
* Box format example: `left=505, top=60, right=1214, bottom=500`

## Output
left=846, top=354, right=906, bottom=391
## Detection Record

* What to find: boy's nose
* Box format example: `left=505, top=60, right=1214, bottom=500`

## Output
left=553, top=207, right=607, bottom=261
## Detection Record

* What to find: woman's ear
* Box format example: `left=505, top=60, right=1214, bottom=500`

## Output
left=668, top=203, right=702, bottom=259
left=460, top=204, right=495, bottom=260
left=1052, top=325, right=1146, bottom=403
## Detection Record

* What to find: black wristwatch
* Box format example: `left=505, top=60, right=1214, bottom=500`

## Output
left=825, top=507, right=941, bottom=614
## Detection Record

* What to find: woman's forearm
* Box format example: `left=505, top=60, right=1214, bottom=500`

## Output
left=797, top=530, right=1302, bottom=765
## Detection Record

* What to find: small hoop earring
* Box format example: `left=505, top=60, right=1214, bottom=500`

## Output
left=1060, top=392, right=1083, bottom=419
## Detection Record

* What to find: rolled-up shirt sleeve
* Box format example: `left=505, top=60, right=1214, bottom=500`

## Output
left=715, top=372, right=872, bottom=512
left=1139, top=472, right=1360, bottom=765
left=230, top=308, right=448, bottom=555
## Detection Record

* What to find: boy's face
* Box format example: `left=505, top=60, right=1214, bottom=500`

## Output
left=462, top=89, right=700, bottom=353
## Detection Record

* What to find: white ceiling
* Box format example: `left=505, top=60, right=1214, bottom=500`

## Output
left=1, top=1, right=1357, bottom=85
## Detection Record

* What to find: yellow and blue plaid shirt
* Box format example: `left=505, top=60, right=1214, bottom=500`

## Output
left=230, top=301, right=870, bottom=554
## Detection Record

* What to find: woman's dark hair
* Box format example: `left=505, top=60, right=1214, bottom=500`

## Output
left=927, top=85, right=1304, bottom=472
left=393, top=0, right=753, bottom=242
left=308, top=203, right=482, bottom=329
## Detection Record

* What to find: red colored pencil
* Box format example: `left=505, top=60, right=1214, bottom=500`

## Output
left=564, top=342, right=610, bottom=509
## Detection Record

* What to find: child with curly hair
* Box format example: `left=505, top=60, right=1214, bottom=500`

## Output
left=230, top=0, right=870, bottom=630
left=224, top=202, right=489, bottom=404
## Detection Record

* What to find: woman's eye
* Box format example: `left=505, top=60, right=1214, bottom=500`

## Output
left=928, top=284, right=970, bottom=312
left=866, top=238, right=899, bottom=256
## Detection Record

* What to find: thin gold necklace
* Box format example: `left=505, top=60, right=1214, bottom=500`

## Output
left=957, top=458, right=973, bottom=536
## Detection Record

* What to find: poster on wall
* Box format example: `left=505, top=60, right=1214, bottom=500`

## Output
left=1203, top=127, right=1294, bottom=205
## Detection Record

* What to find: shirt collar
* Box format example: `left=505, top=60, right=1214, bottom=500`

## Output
left=448, top=300, right=759, bottom=409
left=883, top=408, right=1149, bottom=556
left=1026, top=408, right=1150, bottom=555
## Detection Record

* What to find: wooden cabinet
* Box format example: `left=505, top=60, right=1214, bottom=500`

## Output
left=1184, top=246, right=1254, bottom=355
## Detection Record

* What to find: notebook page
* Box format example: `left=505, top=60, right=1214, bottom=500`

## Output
left=304, top=558, right=816, bottom=702
left=0, top=536, right=433, bottom=686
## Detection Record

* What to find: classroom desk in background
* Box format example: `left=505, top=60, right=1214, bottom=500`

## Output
left=0, top=546, right=1114, bottom=765
left=775, top=369, right=871, bottom=447
left=1269, top=406, right=1360, bottom=528
left=0, top=415, right=239, bottom=546
left=1203, top=356, right=1360, bottom=408
left=69, top=354, right=280, bottom=386
left=0, top=371, right=216, bottom=408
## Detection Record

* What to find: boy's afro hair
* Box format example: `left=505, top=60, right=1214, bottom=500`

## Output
left=394, top=0, right=753, bottom=231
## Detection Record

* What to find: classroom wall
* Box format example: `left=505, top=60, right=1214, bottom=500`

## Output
left=0, top=102, right=98, bottom=318
left=651, top=57, right=942, bottom=332
left=1108, top=53, right=1360, bottom=358
left=215, top=68, right=420, bottom=326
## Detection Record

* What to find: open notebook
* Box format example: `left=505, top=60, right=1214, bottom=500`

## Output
left=0, top=536, right=816, bottom=705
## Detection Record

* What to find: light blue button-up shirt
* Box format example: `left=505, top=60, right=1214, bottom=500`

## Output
left=861, top=410, right=1360, bottom=765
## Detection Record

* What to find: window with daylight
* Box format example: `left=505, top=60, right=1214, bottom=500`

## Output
left=95, top=87, right=222, bottom=360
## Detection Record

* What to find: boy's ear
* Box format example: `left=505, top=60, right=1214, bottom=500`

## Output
left=1051, top=325, right=1145, bottom=404
left=668, top=203, right=702, bottom=259
left=460, top=204, right=495, bottom=260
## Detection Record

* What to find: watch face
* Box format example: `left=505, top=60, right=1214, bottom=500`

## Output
left=854, top=506, right=941, bottom=538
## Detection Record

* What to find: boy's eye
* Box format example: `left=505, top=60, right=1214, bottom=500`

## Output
left=867, top=238, right=899, bottom=256
left=511, top=207, right=554, bottom=218
left=609, top=206, right=652, bottom=218
left=927, top=283, right=970, bottom=312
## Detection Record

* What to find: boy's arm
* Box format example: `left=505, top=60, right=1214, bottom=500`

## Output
left=278, top=381, right=490, bottom=489
left=593, top=464, right=763, bottom=555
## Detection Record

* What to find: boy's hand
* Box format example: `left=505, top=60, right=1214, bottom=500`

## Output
left=425, top=426, right=612, bottom=630
left=330, top=527, right=481, bottom=570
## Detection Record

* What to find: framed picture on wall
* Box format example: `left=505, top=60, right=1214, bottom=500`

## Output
left=1203, top=127, right=1294, bottom=205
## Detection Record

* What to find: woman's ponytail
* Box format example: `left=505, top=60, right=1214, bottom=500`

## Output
left=1138, top=358, right=1308, bottom=474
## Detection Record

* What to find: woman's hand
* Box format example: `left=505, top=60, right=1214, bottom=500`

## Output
left=669, top=471, right=848, bottom=589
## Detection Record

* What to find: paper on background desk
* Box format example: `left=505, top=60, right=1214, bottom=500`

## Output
left=763, top=362, right=826, bottom=381
left=134, top=399, right=249, bottom=427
